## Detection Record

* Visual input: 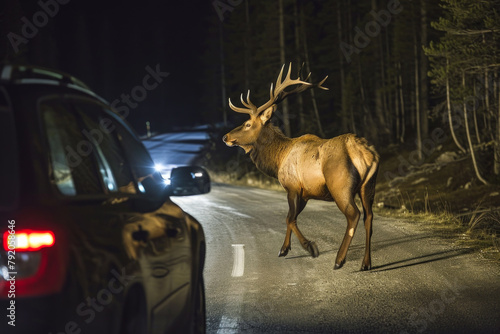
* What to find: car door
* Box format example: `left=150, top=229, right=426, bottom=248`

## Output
left=73, top=100, right=193, bottom=332
left=39, top=96, right=136, bottom=333
left=111, top=112, right=193, bottom=332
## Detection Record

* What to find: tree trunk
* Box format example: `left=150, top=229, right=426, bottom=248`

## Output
left=395, top=66, right=400, bottom=143
left=350, top=104, right=357, bottom=134
left=473, top=81, right=481, bottom=144
left=372, top=0, right=389, bottom=140
left=244, top=0, right=251, bottom=92
left=485, top=69, right=492, bottom=137
left=347, top=0, right=357, bottom=134
left=279, top=0, right=291, bottom=137
left=357, top=59, right=372, bottom=140
left=446, top=59, right=466, bottom=153
left=419, top=0, right=429, bottom=140
left=463, top=72, right=489, bottom=185
left=484, top=33, right=490, bottom=119
left=219, top=22, right=227, bottom=126
left=494, top=71, right=498, bottom=143
left=413, top=5, right=422, bottom=161
left=300, top=8, right=324, bottom=138
left=293, top=0, right=305, bottom=133
left=398, top=62, right=406, bottom=143
left=383, top=29, right=392, bottom=134
left=496, top=73, right=500, bottom=175
left=337, top=0, right=348, bottom=133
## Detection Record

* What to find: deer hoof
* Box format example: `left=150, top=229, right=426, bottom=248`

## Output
left=278, top=247, right=290, bottom=257
left=334, top=259, right=345, bottom=270
left=306, top=241, right=319, bottom=258
left=360, top=264, right=371, bottom=271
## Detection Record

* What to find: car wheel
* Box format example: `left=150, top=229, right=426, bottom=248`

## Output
left=190, top=276, right=206, bottom=334
left=120, top=288, right=148, bottom=334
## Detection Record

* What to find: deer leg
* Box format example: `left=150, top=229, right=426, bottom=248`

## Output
left=278, top=193, right=304, bottom=257
left=359, top=173, right=377, bottom=271
left=360, top=199, right=373, bottom=271
left=291, top=223, right=319, bottom=258
left=279, top=193, right=317, bottom=257
left=333, top=197, right=360, bottom=270
left=278, top=226, right=293, bottom=257
left=290, top=195, right=319, bottom=258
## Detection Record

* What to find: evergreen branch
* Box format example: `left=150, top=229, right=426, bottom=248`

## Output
left=446, top=28, right=499, bottom=36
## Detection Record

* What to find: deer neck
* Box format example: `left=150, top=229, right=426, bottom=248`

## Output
left=248, top=124, right=291, bottom=179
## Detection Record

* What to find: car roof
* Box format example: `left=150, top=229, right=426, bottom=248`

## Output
left=0, top=64, right=145, bottom=210
left=0, top=64, right=108, bottom=105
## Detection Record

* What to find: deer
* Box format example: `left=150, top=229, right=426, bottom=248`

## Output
left=222, top=64, right=380, bottom=270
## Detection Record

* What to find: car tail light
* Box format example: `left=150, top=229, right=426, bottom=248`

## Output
left=3, top=230, right=55, bottom=251
left=1, top=229, right=66, bottom=297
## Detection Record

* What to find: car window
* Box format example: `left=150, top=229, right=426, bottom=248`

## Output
left=73, top=102, right=137, bottom=195
left=113, top=119, right=165, bottom=196
left=41, top=100, right=102, bottom=196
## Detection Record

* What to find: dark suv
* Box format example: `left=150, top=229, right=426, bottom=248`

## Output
left=0, top=65, right=209, bottom=334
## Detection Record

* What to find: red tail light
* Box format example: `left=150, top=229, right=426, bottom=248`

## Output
left=3, top=230, right=55, bottom=251
left=1, top=228, right=65, bottom=297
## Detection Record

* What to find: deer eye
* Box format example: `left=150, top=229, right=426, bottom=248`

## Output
left=245, top=123, right=251, bottom=128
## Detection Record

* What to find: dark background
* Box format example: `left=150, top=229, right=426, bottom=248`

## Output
left=1, top=0, right=212, bottom=134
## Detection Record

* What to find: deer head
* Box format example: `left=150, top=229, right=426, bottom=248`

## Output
left=222, top=63, right=328, bottom=152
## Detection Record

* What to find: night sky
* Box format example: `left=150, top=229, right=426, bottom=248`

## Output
left=3, top=0, right=215, bottom=134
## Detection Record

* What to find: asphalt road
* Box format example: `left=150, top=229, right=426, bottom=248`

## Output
left=173, top=184, right=500, bottom=334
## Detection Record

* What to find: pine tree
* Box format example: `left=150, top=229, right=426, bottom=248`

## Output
left=426, top=0, right=500, bottom=183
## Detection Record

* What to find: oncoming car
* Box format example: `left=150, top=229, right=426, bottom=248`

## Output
left=0, top=64, right=209, bottom=334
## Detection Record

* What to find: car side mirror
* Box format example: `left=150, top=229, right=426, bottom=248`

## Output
left=165, top=166, right=211, bottom=196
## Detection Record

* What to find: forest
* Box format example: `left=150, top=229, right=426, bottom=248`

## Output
left=1, top=0, right=499, bottom=213
left=204, top=0, right=500, bottom=194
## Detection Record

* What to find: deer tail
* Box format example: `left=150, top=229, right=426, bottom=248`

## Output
left=348, top=136, right=379, bottom=185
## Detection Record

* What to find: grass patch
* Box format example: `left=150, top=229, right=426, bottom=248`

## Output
left=375, top=206, right=500, bottom=262
left=374, top=140, right=500, bottom=261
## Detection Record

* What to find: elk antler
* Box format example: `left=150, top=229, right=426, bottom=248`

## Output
left=228, top=63, right=328, bottom=117
left=228, top=90, right=258, bottom=115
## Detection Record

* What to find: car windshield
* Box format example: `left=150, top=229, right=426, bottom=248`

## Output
left=0, top=88, right=19, bottom=211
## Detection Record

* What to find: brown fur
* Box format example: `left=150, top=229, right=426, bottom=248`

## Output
left=224, top=120, right=379, bottom=270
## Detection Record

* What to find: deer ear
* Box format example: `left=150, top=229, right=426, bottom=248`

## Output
left=259, top=105, right=276, bottom=124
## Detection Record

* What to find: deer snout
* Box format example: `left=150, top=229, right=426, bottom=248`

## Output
left=223, top=133, right=237, bottom=146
